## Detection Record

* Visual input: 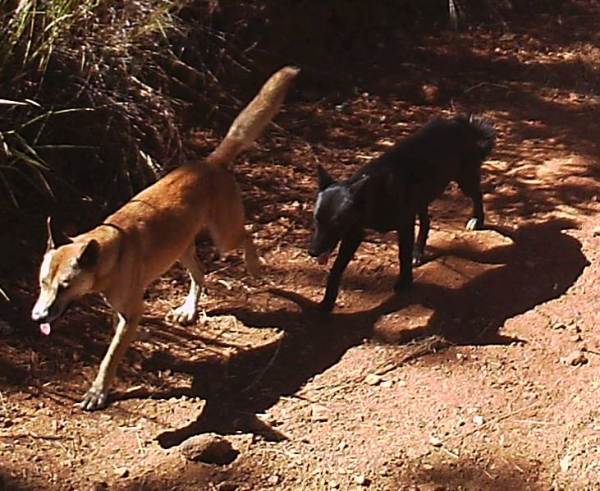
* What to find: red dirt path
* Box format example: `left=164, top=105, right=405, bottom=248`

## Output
left=1, top=11, right=599, bottom=491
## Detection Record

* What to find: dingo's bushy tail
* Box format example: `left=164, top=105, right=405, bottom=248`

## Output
left=208, top=66, right=300, bottom=165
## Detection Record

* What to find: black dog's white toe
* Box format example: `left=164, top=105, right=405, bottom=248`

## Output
left=466, top=217, right=483, bottom=231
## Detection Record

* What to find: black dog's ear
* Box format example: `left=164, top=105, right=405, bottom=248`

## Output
left=349, top=174, right=369, bottom=195
left=77, top=239, right=100, bottom=269
left=317, top=165, right=335, bottom=190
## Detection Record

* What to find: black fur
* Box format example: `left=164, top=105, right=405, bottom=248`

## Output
left=308, top=114, right=496, bottom=312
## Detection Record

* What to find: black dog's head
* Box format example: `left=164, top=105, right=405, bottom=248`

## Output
left=308, top=165, right=368, bottom=265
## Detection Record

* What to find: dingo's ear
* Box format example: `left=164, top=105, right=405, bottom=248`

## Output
left=77, top=240, right=100, bottom=269
left=45, top=216, right=55, bottom=252
left=317, top=165, right=335, bottom=191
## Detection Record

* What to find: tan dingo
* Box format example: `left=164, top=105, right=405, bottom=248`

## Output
left=31, top=67, right=299, bottom=410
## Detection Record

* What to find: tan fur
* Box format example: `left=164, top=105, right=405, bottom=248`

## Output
left=31, top=67, right=299, bottom=410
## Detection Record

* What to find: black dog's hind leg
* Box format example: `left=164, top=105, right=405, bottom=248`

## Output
left=395, top=213, right=416, bottom=291
left=413, top=209, right=430, bottom=266
left=319, top=231, right=364, bottom=313
left=458, top=170, right=484, bottom=231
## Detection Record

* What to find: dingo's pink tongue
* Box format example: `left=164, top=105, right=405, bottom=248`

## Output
left=40, top=323, right=51, bottom=336
left=317, top=253, right=330, bottom=265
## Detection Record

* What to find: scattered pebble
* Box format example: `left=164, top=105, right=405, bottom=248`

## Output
left=267, top=474, right=280, bottom=486
left=429, top=436, right=443, bottom=447
left=417, top=484, right=446, bottom=491
left=380, top=380, right=393, bottom=388
left=560, top=454, right=572, bottom=473
left=354, top=474, right=371, bottom=486
left=421, top=83, right=440, bottom=104
left=560, top=350, right=588, bottom=366
left=473, top=415, right=485, bottom=425
left=114, top=467, right=129, bottom=479
left=311, top=404, right=329, bottom=422
left=364, top=374, right=383, bottom=386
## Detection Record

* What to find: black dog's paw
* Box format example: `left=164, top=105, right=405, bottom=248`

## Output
left=465, top=217, right=484, bottom=231
left=412, top=250, right=424, bottom=266
left=316, top=298, right=335, bottom=314
left=393, top=276, right=413, bottom=292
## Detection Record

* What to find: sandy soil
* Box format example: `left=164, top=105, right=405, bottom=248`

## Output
left=0, top=10, right=599, bottom=491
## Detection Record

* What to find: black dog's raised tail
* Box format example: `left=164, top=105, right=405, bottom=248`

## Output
left=465, top=114, right=496, bottom=158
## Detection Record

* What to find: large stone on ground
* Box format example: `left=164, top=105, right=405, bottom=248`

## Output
left=180, top=433, right=239, bottom=465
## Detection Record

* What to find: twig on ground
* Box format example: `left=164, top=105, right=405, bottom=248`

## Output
left=0, top=432, right=75, bottom=441
left=240, top=337, right=283, bottom=394
left=463, top=81, right=511, bottom=94
left=450, top=401, right=540, bottom=443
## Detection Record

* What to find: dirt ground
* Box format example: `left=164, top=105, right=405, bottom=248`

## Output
left=1, top=10, right=599, bottom=491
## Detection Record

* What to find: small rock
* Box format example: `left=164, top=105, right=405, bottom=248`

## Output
left=473, top=415, right=485, bottom=425
left=114, top=467, right=129, bottom=479
left=560, top=350, right=588, bottom=366
left=571, top=334, right=583, bottom=343
left=380, top=380, right=393, bottom=389
left=329, top=480, right=340, bottom=489
left=417, top=484, right=446, bottom=491
left=559, top=454, right=571, bottom=473
left=552, top=321, right=567, bottom=330
left=267, top=474, right=280, bottom=486
left=311, top=404, right=329, bottom=422
left=91, top=482, right=109, bottom=491
left=180, top=433, right=238, bottom=465
left=354, top=474, right=371, bottom=486
left=217, top=482, right=238, bottom=491
left=429, top=436, right=443, bottom=447
left=364, top=374, right=382, bottom=386
left=421, top=84, right=440, bottom=104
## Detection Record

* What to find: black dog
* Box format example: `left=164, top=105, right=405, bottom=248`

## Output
left=308, top=114, right=495, bottom=312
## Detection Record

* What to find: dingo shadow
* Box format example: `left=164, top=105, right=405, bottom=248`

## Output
left=127, top=218, right=586, bottom=447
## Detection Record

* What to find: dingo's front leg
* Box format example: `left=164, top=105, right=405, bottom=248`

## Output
left=79, top=301, right=142, bottom=411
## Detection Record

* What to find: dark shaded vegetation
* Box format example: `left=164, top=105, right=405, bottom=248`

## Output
left=0, top=0, right=580, bottom=218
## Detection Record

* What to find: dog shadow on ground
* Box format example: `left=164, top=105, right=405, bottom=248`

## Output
left=130, top=217, right=589, bottom=447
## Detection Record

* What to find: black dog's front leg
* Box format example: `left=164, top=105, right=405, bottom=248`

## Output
left=395, top=214, right=416, bottom=292
left=319, top=232, right=364, bottom=312
left=412, top=209, right=430, bottom=266
left=458, top=173, right=485, bottom=231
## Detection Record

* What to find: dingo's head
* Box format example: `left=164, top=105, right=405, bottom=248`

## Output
left=31, top=218, right=99, bottom=334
